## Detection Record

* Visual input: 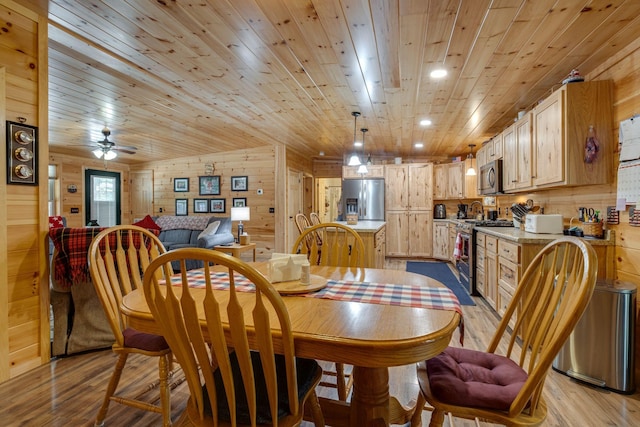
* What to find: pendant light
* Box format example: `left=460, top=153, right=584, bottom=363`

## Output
left=357, top=128, right=368, bottom=174
left=347, top=111, right=362, bottom=166
left=465, top=144, right=477, bottom=176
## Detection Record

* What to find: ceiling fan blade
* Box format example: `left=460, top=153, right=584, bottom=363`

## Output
left=112, top=147, right=136, bottom=154
left=113, top=144, right=137, bottom=151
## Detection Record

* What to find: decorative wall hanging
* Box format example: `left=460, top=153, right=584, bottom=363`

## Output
left=199, top=175, right=221, bottom=195
left=175, top=199, right=188, bottom=216
left=6, top=120, right=38, bottom=185
left=231, top=176, right=248, bottom=191
left=233, top=197, right=247, bottom=207
left=194, top=199, right=209, bottom=213
left=174, top=177, right=189, bottom=192
left=606, top=206, right=619, bottom=224
left=210, top=198, right=226, bottom=213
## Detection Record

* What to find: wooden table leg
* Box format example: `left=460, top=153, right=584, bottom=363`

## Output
left=350, top=366, right=390, bottom=427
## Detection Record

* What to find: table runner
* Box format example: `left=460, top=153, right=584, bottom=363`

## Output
left=175, top=271, right=462, bottom=315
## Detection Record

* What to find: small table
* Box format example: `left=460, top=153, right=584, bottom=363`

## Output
left=213, top=242, right=256, bottom=261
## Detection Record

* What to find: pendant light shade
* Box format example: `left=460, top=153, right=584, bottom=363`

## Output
left=465, top=144, right=477, bottom=176
left=347, top=112, right=362, bottom=166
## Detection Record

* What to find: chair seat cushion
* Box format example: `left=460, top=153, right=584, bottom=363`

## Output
left=123, top=327, right=169, bottom=352
left=204, top=352, right=320, bottom=424
left=425, top=346, right=528, bottom=411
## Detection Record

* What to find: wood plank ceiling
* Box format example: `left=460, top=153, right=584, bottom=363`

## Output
left=20, top=0, right=640, bottom=164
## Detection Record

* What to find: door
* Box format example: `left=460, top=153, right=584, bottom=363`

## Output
left=130, top=169, right=154, bottom=221
left=85, top=169, right=121, bottom=226
left=287, top=168, right=303, bottom=252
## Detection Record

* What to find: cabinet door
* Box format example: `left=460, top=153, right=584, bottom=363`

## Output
left=433, top=164, right=447, bottom=199
left=433, top=222, right=449, bottom=260
left=515, top=113, right=532, bottom=189
left=533, top=89, right=564, bottom=186
left=408, top=211, right=432, bottom=257
left=485, top=251, right=498, bottom=310
left=384, top=165, right=409, bottom=210
left=385, top=211, right=408, bottom=256
left=447, top=162, right=464, bottom=198
left=409, top=163, right=433, bottom=209
left=448, top=224, right=457, bottom=263
left=492, top=133, right=503, bottom=160
left=502, top=124, right=517, bottom=191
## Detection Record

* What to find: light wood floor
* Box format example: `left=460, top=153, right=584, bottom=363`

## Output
left=2, top=260, right=639, bottom=426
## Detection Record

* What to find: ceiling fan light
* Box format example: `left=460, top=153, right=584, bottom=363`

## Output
left=92, top=148, right=103, bottom=158
left=104, top=150, right=117, bottom=160
left=348, top=153, right=361, bottom=166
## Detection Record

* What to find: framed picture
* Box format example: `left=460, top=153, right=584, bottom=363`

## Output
left=233, top=197, right=247, bottom=207
left=174, top=177, right=189, bottom=192
left=6, top=121, right=38, bottom=185
left=175, top=199, right=188, bottom=216
left=194, top=198, right=209, bottom=213
left=231, top=176, right=248, bottom=191
left=199, top=175, right=221, bottom=195
left=210, top=198, right=226, bottom=213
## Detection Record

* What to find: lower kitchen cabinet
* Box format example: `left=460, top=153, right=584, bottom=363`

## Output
left=349, top=225, right=386, bottom=268
left=433, top=221, right=449, bottom=260
left=386, top=211, right=432, bottom=257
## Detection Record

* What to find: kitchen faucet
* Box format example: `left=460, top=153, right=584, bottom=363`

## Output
left=469, top=201, right=484, bottom=219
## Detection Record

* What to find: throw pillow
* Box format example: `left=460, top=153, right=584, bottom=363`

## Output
left=198, top=221, right=220, bottom=240
left=133, top=215, right=162, bottom=230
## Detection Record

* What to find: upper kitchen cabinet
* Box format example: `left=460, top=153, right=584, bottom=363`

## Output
left=434, top=161, right=476, bottom=199
left=532, top=80, right=613, bottom=188
left=342, top=165, right=384, bottom=179
left=386, top=163, right=433, bottom=210
left=503, top=112, right=533, bottom=192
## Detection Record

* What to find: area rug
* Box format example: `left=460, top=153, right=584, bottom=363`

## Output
left=406, top=261, right=475, bottom=306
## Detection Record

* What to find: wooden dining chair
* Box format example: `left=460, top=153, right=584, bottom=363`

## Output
left=142, top=247, right=324, bottom=427
left=291, top=222, right=365, bottom=401
left=294, top=213, right=319, bottom=250
left=410, top=236, right=598, bottom=427
left=309, top=212, right=322, bottom=226
left=88, top=225, right=175, bottom=427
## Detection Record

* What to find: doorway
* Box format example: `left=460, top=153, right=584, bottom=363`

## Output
left=84, top=169, right=121, bottom=226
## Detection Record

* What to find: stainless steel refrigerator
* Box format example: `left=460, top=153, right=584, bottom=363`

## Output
left=342, top=178, right=385, bottom=221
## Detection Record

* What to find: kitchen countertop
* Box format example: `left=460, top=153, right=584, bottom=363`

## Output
left=475, top=226, right=614, bottom=246
left=335, top=220, right=386, bottom=233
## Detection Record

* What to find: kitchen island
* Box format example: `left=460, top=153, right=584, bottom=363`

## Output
left=335, top=221, right=386, bottom=268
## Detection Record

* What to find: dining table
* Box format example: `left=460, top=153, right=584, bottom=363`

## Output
left=121, top=263, right=462, bottom=427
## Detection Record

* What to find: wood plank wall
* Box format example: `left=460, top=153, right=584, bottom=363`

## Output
left=0, top=0, right=49, bottom=382
left=47, top=152, right=131, bottom=227
left=132, top=146, right=278, bottom=260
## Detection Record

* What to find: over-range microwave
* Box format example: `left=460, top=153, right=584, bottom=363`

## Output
left=478, top=159, right=503, bottom=195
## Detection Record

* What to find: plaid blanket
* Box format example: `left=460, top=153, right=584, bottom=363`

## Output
left=49, top=227, right=158, bottom=288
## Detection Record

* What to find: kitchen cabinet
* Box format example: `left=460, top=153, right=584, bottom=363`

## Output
left=503, top=113, right=533, bottom=192
left=449, top=223, right=457, bottom=264
left=434, top=161, right=475, bottom=199
left=433, top=221, right=449, bottom=260
left=385, top=163, right=433, bottom=257
left=532, top=80, right=613, bottom=189
left=342, top=165, right=384, bottom=179
left=484, top=235, right=498, bottom=310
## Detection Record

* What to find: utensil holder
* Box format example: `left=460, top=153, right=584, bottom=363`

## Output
left=581, top=221, right=603, bottom=238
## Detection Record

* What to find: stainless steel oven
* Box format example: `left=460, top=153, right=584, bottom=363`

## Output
left=455, top=221, right=474, bottom=295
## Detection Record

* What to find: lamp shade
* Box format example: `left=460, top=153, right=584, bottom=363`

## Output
left=231, top=206, right=250, bottom=221
left=347, top=153, right=361, bottom=166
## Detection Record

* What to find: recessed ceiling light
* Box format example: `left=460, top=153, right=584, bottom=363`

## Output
left=414, top=142, right=424, bottom=148
left=319, top=151, right=325, bottom=156
left=430, top=68, right=447, bottom=78
left=420, top=119, right=432, bottom=126
left=354, top=142, right=362, bottom=147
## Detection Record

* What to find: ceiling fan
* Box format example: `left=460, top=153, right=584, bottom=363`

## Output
left=91, top=127, right=137, bottom=160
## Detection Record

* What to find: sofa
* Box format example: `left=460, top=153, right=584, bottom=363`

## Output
left=48, top=215, right=234, bottom=356
left=151, top=215, right=235, bottom=271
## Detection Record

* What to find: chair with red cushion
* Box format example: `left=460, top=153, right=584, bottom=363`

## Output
left=88, top=225, right=175, bottom=427
left=411, top=236, right=598, bottom=427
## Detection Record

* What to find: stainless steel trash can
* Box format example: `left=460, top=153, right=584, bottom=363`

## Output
left=553, top=280, right=636, bottom=394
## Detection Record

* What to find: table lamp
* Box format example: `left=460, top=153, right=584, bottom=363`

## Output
left=231, top=206, right=250, bottom=243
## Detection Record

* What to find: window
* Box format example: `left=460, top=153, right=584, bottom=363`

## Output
left=85, top=169, right=121, bottom=226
